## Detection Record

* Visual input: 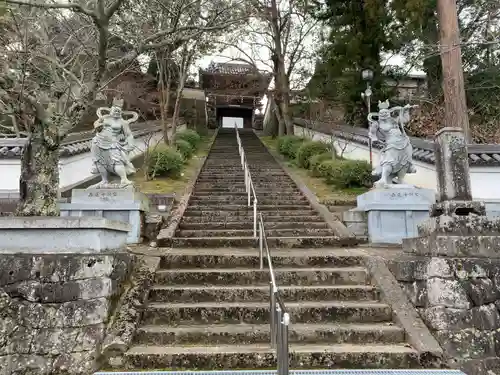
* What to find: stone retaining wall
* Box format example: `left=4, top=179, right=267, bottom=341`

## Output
left=389, top=256, right=500, bottom=375
left=0, top=252, right=135, bottom=375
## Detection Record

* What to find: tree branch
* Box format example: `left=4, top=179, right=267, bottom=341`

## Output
left=4, top=0, right=94, bottom=18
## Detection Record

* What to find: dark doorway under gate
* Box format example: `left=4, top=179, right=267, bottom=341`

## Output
left=216, top=106, right=253, bottom=129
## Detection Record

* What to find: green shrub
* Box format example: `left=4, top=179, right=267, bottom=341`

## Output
left=318, top=159, right=372, bottom=188
left=176, top=129, right=201, bottom=148
left=147, top=146, right=184, bottom=179
left=175, top=138, right=194, bottom=160
left=309, top=152, right=333, bottom=176
left=296, top=140, right=331, bottom=169
left=277, top=135, right=305, bottom=159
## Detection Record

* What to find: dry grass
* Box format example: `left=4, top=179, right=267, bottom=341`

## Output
left=260, top=136, right=367, bottom=205
left=132, top=133, right=214, bottom=198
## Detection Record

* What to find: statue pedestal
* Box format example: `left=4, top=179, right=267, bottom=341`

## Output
left=60, top=187, right=150, bottom=244
left=356, top=187, right=436, bottom=244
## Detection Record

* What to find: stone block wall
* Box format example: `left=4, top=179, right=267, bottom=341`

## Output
left=0, top=253, right=134, bottom=375
left=390, top=256, right=500, bottom=375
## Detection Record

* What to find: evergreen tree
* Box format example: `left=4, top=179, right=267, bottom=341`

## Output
left=310, top=0, right=400, bottom=125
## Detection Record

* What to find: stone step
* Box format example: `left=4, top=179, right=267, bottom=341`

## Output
left=195, top=180, right=292, bottom=186
left=158, top=251, right=364, bottom=269
left=167, top=236, right=359, bottom=248
left=191, top=192, right=305, bottom=199
left=194, top=188, right=300, bottom=194
left=198, top=172, right=288, bottom=177
left=180, top=215, right=324, bottom=223
left=182, top=210, right=319, bottom=218
left=197, top=177, right=291, bottom=182
left=154, top=267, right=369, bottom=286
left=195, top=183, right=297, bottom=189
left=134, top=322, right=404, bottom=346
left=187, top=198, right=309, bottom=206
left=185, top=204, right=312, bottom=212
left=175, top=229, right=336, bottom=238
left=148, top=285, right=380, bottom=303
left=141, top=301, right=393, bottom=325
left=178, top=221, right=330, bottom=230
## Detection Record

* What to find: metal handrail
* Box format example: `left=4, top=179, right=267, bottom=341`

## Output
left=258, top=213, right=290, bottom=375
left=233, top=123, right=290, bottom=374
left=234, top=123, right=258, bottom=238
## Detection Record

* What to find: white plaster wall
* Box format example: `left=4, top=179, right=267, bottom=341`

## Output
left=0, top=128, right=177, bottom=195
left=293, top=125, right=500, bottom=200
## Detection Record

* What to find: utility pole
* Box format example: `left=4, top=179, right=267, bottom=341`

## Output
left=436, top=0, right=471, bottom=142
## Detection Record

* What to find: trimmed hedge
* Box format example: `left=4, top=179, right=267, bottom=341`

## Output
left=175, top=138, right=194, bottom=160
left=176, top=129, right=201, bottom=148
left=318, top=159, right=372, bottom=188
left=277, top=135, right=305, bottom=159
left=147, top=146, right=184, bottom=179
left=309, top=152, right=333, bottom=176
left=296, top=140, right=330, bottom=169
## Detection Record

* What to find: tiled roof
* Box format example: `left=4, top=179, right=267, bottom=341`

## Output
left=293, top=118, right=500, bottom=167
left=203, top=62, right=257, bottom=75
left=0, top=120, right=165, bottom=160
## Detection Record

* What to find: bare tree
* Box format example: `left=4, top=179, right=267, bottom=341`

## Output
left=1, top=0, right=247, bottom=216
left=218, top=0, right=320, bottom=136
left=115, top=0, right=248, bottom=141
left=2, top=0, right=127, bottom=216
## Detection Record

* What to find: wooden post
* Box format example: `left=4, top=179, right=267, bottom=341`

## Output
left=436, top=0, right=471, bottom=142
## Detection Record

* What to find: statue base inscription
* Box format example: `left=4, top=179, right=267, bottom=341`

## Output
left=59, top=187, right=149, bottom=244
left=356, top=187, right=436, bottom=244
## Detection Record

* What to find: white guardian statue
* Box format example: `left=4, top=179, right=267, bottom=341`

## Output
left=368, top=100, right=419, bottom=188
left=89, top=98, right=138, bottom=188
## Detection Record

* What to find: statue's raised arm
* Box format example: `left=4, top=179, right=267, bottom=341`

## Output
left=397, top=103, right=418, bottom=127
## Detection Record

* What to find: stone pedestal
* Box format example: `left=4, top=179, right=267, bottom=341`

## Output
left=0, top=217, right=130, bottom=253
left=342, top=209, right=368, bottom=238
left=356, top=187, right=436, bottom=244
left=60, top=188, right=149, bottom=244
left=394, top=128, right=500, bottom=374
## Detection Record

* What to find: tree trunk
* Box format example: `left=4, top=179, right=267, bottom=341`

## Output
left=263, top=95, right=279, bottom=136
left=268, top=0, right=294, bottom=136
left=159, top=53, right=173, bottom=144
left=279, top=98, right=293, bottom=135
left=170, top=78, right=185, bottom=144
left=279, top=66, right=293, bottom=135
left=436, top=0, right=471, bottom=141
left=275, top=99, right=286, bottom=136
left=16, top=127, right=60, bottom=216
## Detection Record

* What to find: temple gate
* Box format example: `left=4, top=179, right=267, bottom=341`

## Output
left=199, top=62, right=272, bottom=129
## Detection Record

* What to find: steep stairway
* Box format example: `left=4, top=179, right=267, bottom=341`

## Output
left=124, top=249, right=420, bottom=370
left=165, top=128, right=355, bottom=248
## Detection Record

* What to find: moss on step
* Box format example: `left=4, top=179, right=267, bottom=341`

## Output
left=132, top=133, right=214, bottom=197
left=260, top=136, right=367, bottom=206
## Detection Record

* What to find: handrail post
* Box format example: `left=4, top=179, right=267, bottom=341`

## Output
left=247, top=173, right=251, bottom=206
left=244, top=166, right=248, bottom=193
left=259, top=223, right=264, bottom=269
left=276, top=307, right=283, bottom=375
left=270, top=283, right=277, bottom=348
left=253, top=198, right=257, bottom=238
left=281, top=313, right=290, bottom=375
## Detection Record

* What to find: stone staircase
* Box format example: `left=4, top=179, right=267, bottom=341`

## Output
left=127, top=128, right=422, bottom=371
left=163, top=128, right=355, bottom=248
left=124, top=248, right=420, bottom=369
